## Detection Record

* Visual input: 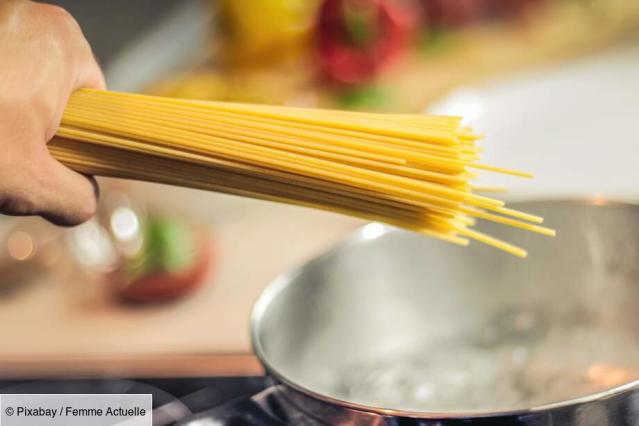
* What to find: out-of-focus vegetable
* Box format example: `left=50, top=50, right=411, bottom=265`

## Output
left=316, top=0, right=418, bottom=85
left=117, top=244, right=211, bottom=303
left=114, top=217, right=212, bottom=304
left=218, top=0, right=321, bottom=64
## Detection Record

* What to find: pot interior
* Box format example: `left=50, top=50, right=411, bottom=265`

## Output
left=252, top=200, right=639, bottom=413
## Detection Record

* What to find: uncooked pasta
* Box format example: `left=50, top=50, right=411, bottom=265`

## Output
left=50, top=89, right=555, bottom=257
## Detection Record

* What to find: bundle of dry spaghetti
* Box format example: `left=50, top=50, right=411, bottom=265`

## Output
left=49, top=89, right=554, bottom=257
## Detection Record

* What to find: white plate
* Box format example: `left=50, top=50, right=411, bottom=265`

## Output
left=429, top=43, right=639, bottom=201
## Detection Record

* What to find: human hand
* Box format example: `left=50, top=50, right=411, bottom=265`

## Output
left=0, top=0, right=105, bottom=225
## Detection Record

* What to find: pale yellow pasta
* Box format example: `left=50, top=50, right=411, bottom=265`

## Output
left=49, top=89, right=555, bottom=257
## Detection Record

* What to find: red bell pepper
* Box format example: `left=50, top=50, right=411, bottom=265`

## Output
left=316, top=0, right=417, bottom=85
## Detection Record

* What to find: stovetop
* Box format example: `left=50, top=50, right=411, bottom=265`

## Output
left=4, top=376, right=628, bottom=425
left=0, top=376, right=277, bottom=425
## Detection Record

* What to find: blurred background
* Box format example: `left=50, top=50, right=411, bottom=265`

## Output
left=0, top=0, right=638, bottom=378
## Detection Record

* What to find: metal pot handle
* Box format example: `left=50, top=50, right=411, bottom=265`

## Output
left=176, top=386, right=286, bottom=425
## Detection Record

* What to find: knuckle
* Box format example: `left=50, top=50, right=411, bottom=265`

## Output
left=31, top=4, right=94, bottom=84
left=42, top=4, right=75, bottom=23
left=42, top=4, right=82, bottom=37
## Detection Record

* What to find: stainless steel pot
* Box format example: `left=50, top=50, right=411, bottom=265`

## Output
left=177, top=199, right=639, bottom=425
left=249, top=199, right=639, bottom=425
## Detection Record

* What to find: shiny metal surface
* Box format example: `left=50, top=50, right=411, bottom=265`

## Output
left=251, top=200, right=639, bottom=424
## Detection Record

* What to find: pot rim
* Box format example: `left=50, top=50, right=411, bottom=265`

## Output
left=250, top=196, right=639, bottom=419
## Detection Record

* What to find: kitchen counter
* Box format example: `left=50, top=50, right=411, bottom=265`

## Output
left=0, top=182, right=362, bottom=378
